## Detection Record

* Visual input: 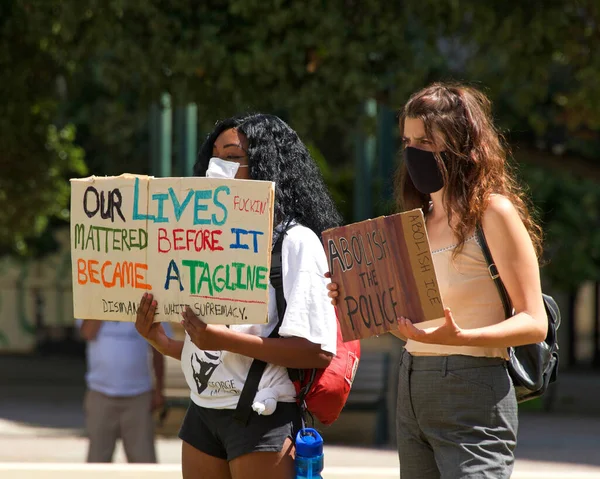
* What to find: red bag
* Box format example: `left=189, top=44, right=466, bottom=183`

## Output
left=293, top=316, right=361, bottom=424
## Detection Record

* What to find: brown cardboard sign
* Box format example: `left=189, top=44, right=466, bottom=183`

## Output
left=71, top=174, right=275, bottom=324
left=322, top=209, right=444, bottom=341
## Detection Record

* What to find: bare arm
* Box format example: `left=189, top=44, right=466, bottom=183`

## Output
left=154, top=337, right=184, bottom=361
left=181, top=311, right=333, bottom=369
left=181, top=230, right=335, bottom=369
left=462, top=195, right=547, bottom=347
left=79, top=320, right=103, bottom=341
left=213, top=328, right=333, bottom=369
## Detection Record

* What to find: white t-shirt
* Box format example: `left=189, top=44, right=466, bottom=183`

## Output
left=181, top=223, right=338, bottom=409
left=76, top=320, right=171, bottom=397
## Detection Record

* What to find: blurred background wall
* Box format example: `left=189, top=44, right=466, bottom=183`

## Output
left=0, top=1, right=598, bottom=375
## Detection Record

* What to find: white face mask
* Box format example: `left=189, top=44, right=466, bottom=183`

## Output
left=205, top=157, right=243, bottom=179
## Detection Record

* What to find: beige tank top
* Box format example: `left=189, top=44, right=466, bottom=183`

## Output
left=405, top=234, right=509, bottom=359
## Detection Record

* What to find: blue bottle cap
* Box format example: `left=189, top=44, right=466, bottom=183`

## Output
left=295, top=428, right=323, bottom=458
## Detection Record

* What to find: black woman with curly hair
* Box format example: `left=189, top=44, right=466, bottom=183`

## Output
left=135, top=114, right=342, bottom=479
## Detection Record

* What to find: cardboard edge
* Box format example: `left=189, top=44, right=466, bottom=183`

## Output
left=400, top=209, right=445, bottom=321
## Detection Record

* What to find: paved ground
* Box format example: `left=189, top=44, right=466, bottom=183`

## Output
left=1, top=430, right=600, bottom=478
left=2, top=354, right=600, bottom=478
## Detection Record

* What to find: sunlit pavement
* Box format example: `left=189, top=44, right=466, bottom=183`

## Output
left=2, top=353, right=600, bottom=479
left=1, top=432, right=600, bottom=479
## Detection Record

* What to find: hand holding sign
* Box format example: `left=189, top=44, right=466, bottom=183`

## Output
left=324, top=271, right=339, bottom=306
left=180, top=305, right=222, bottom=351
left=398, top=307, right=461, bottom=344
left=134, top=292, right=169, bottom=351
left=321, top=210, right=445, bottom=341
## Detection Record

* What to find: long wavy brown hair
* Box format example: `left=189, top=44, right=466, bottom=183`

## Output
left=395, top=82, right=543, bottom=257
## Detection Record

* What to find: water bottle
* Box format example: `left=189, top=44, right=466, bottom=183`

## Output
left=295, top=428, right=324, bottom=479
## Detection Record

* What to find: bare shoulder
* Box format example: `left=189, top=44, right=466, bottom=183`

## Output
left=485, top=194, right=519, bottom=220
left=483, top=195, right=521, bottom=228
left=481, top=194, right=531, bottom=252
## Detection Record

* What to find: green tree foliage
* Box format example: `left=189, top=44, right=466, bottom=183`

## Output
left=1, top=0, right=598, bottom=290
left=519, top=164, right=600, bottom=290
left=0, top=1, right=87, bottom=255
left=407, top=0, right=600, bottom=157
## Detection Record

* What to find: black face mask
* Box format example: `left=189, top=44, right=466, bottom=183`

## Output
left=403, top=147, right=445, bottom=194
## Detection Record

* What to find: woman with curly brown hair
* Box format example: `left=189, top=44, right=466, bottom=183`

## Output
left=329, top=83, right=547, bottom=478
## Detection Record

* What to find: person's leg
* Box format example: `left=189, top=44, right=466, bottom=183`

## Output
left=228, top=438, right=295, bottom=479
left=223, top=402, right=301, bottom=479
left=396, top=351, right=440, bottom=479
left=182, top=441, right=232, bottom=479
left=84, top=389, right=119, bottom=463
left=414, top=356, right=518, bottom=479
left=120, top=391, right=157, bottom=463
left=178, top=402, right=230, bottom=479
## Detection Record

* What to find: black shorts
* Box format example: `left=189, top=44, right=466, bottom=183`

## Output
left=178, top=401, right=302, bottom=461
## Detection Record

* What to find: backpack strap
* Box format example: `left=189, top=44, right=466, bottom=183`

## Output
left=233, top=223, right=295, bottom=425
left=475, top=224, right=513, bottom=319
left=271, top=230, right=287, bottom=331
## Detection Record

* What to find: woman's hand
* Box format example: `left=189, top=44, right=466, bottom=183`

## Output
left=181, top=306, right=223, bottom=350
left=324, top=271, right=339, bottom=306
left=398, top=308, right=467, bottom=346
left=135, top=292, right=170, bottom=352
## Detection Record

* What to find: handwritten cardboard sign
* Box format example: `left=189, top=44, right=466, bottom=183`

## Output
left=70, top=174, right=275, bottom=324
left=322, top=209, right=444, bottom=341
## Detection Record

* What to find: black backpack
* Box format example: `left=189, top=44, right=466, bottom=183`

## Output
left=476, top=225, right=560, bottom=403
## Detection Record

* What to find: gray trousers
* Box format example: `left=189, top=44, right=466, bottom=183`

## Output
left=396, top=350, right=518, bottom=479
left=84, top=389, right=157, bottom=463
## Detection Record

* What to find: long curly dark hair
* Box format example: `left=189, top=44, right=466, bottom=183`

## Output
left=396, top=82, right=543, bottom=257
left=194, top=113, right=342, bottom=236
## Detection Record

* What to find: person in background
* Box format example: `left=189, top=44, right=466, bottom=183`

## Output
left=77, top=319, right=171, bottom=463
